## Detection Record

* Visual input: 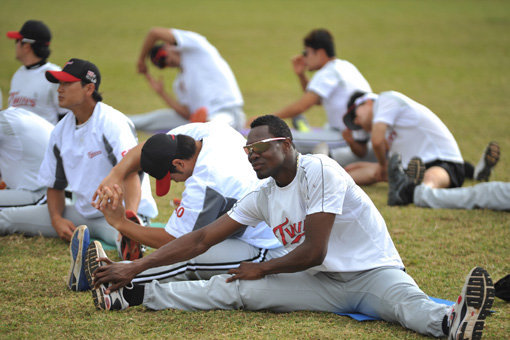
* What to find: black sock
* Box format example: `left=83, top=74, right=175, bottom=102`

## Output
left=122, top=283, right=145, bottom=306
left=400, top=181, right=416, bottom=204
left=442, top=314, right=449, bottom=335
left=464, top=161, right=474, bottom=179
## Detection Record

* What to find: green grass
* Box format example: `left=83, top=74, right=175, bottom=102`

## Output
left=0, top=0, right=509, bottom=338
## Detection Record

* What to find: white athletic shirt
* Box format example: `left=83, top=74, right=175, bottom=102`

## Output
left=164, top=122, right=281, bottom=250
left=307, top=59, right=372, bottom=143
left=228, top=154, right=404, bottom=273
left=38, top=102, right=158, bottom=219
left=8, top=62, right=69, bottom=125
left=0, top=107, right=53, bottom=191
left=372, top=91, right=463, bottom=166
left=171, top=29, right=244, bottom=117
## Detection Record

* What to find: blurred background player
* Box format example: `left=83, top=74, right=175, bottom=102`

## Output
left=269, top=28, right=375, bottom=165
left=129, top=27, right=245, bottom=132
left=6, top=20, right=69, bottom=124
left=342, top=90, right=508, bottom=210
left=0, top=107, right=53, bottom=209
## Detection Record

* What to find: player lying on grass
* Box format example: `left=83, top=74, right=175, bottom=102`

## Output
left=89, top=115, right=494, bottom=339
left=90, top=121, right=285, bottom=283
left=342, top=90, right=509, bottom=210
left=129, top=27, right=245, bottom=132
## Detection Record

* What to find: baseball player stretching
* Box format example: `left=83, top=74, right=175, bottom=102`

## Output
left=129, top=27, right=245, bottom=132
left=91, top=121, right=286, bottom=283
left=0, top=107, right=53, bottom=209
left=0, top=58, right=157, bottom=249
left=343, top=91, right=508, bottom=210
left=6, top=20, right=69, bottom=124
left=89, top=115, right=493, bottom=339
left=269, top=28, right=376, bottom=164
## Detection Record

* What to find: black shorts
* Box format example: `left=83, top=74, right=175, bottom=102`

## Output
left=424, top=160, right=465, bottom=188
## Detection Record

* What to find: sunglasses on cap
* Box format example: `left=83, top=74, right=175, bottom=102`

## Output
left=16, top=38, right=36, bottom=44
left=243, top=137, right=288, bottom=155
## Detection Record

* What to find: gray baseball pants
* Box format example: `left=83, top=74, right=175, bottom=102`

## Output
left=414, top=182, right=510, bottom=210
left=0, top=188, right=46, bottom=210
left=0, top=203, right=119, bottom=245
left=143, top=266, right=447, bottom=337
left=128, top=106, right=246, bottom=132
left=132, top=240, right=288, bottom=283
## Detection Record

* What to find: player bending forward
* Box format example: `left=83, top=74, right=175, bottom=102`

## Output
left=89, top=115, right=494, bottom=339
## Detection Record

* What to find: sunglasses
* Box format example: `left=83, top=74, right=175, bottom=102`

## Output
left=16, top=38, right=36, bottom=44
left=243, top=137, right=288, bottom=155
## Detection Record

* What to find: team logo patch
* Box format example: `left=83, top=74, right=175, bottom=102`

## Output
left=88, top=150, right=102, bottom=159
left=86, top=70, right=97, bottom=84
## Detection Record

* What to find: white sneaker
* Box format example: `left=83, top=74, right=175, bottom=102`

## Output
left=448, top=267, right=495, bottom=339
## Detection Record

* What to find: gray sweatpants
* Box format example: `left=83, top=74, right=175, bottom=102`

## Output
left=128, top=106, right=246, bottom=132
left=132, top=240, right=288, bottom=283
left=0, top=203, right=119, bottom=245
left=414, top=182, right=510, bottom=210
left=143, top=266, right=447, bottom=337
left=0, top=188, right=46, bottom=210
left=292, top=129, right=376, bottom=167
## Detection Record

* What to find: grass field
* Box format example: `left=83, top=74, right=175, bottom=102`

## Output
left=0, top=0, right=509, bottom=338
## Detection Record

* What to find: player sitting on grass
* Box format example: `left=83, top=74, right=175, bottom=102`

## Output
left=88, top=115, right=494, bottom=339
left=90, top=121, right=285, bottom=283
left=129, top=27, right=245, bottom=132
left=0, top=58, right=158, bottom=292
left=342, top=90, right=508, bottom=210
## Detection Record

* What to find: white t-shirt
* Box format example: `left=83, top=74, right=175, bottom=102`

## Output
left=38, top=102, right=158, bottom=219
left=171, top=29, right=244, bottom=117
left=228, top=154, right=403, bottom=273
left=373, top=91, right=463, bottom=166
left=8, top=62, right=70, bottom=125
left=307, top=59, right=372, bottom=135
left=164, top=122, right=281, bottom=250
left=0, top=107, right=53, bottom=191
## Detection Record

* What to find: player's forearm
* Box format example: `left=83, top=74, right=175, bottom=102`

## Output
left=372, top=139, right=387, bottom=168
left=347, top=140, right=368, bottom=158
left=123, top=172, right=141, bottom=213
left=47, top=188, right=66, bottom=223
left=159, top=91, right=191, bottom=119
left=258, top=244, right=325, bottom=276
left=115, top=219, right=174, bottom=248
left=297, top=74, right=309, bottom=92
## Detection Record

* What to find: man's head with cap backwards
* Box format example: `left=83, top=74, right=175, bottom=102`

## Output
left=7, top=20, right=52, bottom=60
left=140, top=133, right=198, bottom=196
left=343, top=91, right=378, bottom=132
left=45, top=58, right=103, bottom=103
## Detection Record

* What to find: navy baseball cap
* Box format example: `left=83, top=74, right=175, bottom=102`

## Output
left=343, top=91, right=378, bottom=131
left=45, top=58, right=101, bottom=90
left=150, top=44, right=168, bottom=69
left=6, top=20, right=51, bottom=45
left=140, top=133, right=179, bottom=196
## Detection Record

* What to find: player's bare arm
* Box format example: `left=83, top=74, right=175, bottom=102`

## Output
left=137, top=27, right=177, bottom=74
left=273, top=91, right=320, bottom=119
left=227, top=212, right=335, bottom=283
left=291, top=55, right=309, bottom=91
left=93, top=214, right=245, bottom=291
left=47, top=187, right=76, bottom=241
left=97, top=184, right=173, bottom=248
left=342, top=129, right=368, bottom=158
left=371, top=122, right=389, bottom=181
left=144, top=73, right=191, bottom=119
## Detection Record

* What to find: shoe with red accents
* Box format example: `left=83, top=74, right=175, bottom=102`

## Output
left=118, top=210, right=144, bottom=261
left=448, top=267, right=495, bottom=340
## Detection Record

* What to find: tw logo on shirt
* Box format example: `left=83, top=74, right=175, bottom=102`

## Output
left=9, top=92, right=36, bottom=107
left=272, top=217, right=305, bottom=246
left=87, top=150, right=102, bottom=159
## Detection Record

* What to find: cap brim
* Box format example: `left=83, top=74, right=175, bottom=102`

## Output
left=155, top=172, right=172, bottom=197
left=6, top=31, right=23, bottom=39
left=45, top=70, right=81, bottom=83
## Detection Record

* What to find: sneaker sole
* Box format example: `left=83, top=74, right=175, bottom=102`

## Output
left=121, top=211, right=144, bottom=261
left=405, top=157, right=425, bottom=185
left=476, top=142, right=500, bottom=182
left=455, top=267, right=495, bottom=340
left=67, top=225, right=89, bottom=291
left=85, top=241, right=109, bottom=309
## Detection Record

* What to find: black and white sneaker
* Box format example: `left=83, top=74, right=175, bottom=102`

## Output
left=474, top=142, right=500, bottom=181
left=448, top=267, right=495, bottom=340
left=405, top=157, right=425, bottom=185
left=85, top=241, right=129, bottom=311
left=388, top=154, right=416, bottom=206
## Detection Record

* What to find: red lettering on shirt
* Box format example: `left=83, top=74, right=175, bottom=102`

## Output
left=88, top=150, right=102, bottom=158
left=176, top=206, right=185, bottom=217
left=273, top=218, right=305, bottom=246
